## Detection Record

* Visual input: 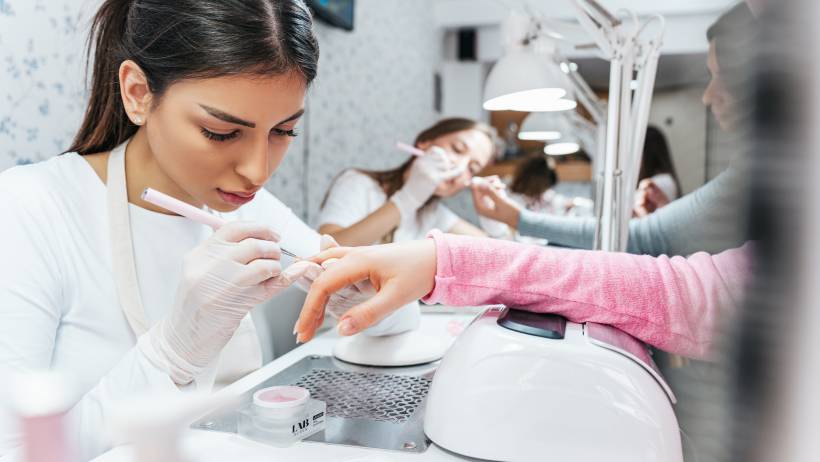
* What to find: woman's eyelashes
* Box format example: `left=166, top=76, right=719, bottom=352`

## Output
left=201, top=127, right=239, bottom=142
left=451, top=141, right=468, bottom=154
left=272, top=127, right=299, bottom=137
left=200, top=127, right=299, bottom=142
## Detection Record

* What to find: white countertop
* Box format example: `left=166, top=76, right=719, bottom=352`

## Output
left=93, top=309, right=484, bottom=462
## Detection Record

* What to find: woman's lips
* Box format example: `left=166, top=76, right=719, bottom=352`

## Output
left=218, top=188, right=256, bottom=205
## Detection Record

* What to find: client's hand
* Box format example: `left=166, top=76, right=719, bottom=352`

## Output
left=293, top=239, right=437, bottom=343
left=470, top=177, right=522, bottom=228
left=294, top=235, right=376, bottom=323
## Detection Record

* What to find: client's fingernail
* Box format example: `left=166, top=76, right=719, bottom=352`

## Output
left=269, top=228, right=281, bottom=241
left=321, top=257, right=340, bottom=269
left=292, top=326, right=298, bottom=336
left=338, top=318, right=357, bottom=336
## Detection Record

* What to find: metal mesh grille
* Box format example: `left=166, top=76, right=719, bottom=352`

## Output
left=292, top=369, right=431, bottom=423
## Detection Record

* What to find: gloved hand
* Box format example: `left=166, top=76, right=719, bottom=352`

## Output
left=295, top=235, right=375, bottom=321
left=141, top=221, right=313, bottom=385
left=294, top=235, right=419, bottom=340
left=389, top=147, right=463, bottom=222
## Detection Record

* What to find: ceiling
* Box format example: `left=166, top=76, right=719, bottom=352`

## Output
left=574, top=53, right=709, bottom=91
left=436, top=0, right=731, bottom=89
left=434, top=0, right=740, bottom=27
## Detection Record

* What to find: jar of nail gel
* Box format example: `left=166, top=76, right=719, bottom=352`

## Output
left=253, top=386, right=310, bottom=420
left=238, top=385, right=326, bottom=447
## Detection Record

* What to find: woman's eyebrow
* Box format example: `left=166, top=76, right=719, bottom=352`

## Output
left=277, top=109, right=305, bottom=125
left=198, top=104, right=256, bottom=128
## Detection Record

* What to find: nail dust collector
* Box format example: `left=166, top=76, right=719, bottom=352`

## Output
left=424, top=307, right=682, bottom=461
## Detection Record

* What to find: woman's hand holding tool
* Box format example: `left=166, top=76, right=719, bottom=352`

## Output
left=143, top=221, right=313, bottom=384
left=389, top=147, right=464, bottom=221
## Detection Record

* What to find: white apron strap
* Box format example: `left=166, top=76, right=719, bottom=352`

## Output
left=107, top=141, right=150, bottom=336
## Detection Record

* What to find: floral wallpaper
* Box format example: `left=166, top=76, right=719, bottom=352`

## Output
left=0, top=0, right=97, bottom=171
left=0, top=0, right=441, bottom=222
left=273, top=0, right=441, bottom=222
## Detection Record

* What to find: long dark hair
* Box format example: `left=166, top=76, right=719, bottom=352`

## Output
left=68, top=0, right=319, bottom=155
left=510, top=155, right=558, bottom=199
left=638, top=125, right=681, bottom=196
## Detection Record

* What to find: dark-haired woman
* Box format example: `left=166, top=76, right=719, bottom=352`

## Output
left=503, top=128, right=679, bottom=224
left=506, top=156, right=588, bottom=217
left=633, top=126, right=682, bottom=217
left=0, top=1, right=323, bottom=458
left=317, top=118, right=497, bottom=247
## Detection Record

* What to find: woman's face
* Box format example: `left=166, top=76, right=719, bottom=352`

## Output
left=702, top=40, right=737, bottom=131
left=144, top=71, right=306, bottom=212
left=417, top=128, right=495, bottom=198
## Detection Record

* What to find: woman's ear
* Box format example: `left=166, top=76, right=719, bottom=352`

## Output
left=119, top=60, right=153, bottom=126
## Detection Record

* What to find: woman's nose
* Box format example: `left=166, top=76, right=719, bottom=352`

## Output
left=454, top=155, right=471, bottom=173
left=442, top=151, right=462, bottom=169
left=702, top=80, right=715, bottom=106
left=236, top=140, right=271, bottom=187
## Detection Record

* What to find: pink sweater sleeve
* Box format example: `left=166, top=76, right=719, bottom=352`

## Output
left=422, top=230, right=753, bottom=359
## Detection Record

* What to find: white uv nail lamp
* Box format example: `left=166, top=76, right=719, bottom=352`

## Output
left=333, top=300, right=450, bottom=367
left=424, top=307, right=682, bottom=462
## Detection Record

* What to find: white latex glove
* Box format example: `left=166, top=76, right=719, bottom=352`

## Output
left=142, top=221, right=313, bottom=385
left=295, top=236, right=419, bottom=337
left=389, top=147, right=464, bottom=221
left=295, top=235, right=374, bottom=320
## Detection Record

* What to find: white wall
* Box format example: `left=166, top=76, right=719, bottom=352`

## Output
left=296, top=0, right=440, bottom=223
left=439, top=61, right=487, bottom=121
left=648, top=86, right=710, bottom=194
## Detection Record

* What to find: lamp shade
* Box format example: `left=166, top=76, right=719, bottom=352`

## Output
left=544, top=141, right=581, bottom=155
left=518, top=111, right=573, bottom=141
left=483, top=48, right=569, bottom=112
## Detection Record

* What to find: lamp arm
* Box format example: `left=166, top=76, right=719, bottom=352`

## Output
left=622, top=38, right=663, bottom=213
left=616, top=27, right=664, bottom=250
left=574, top=0, right=621, bottom=29
left=570, top=0, right=618, bottom=58
left=562, top=56, right=606, bottom=123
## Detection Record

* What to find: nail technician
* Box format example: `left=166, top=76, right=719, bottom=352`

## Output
left=0, top=0, right=336, bottom=459
left=317, top=118, right=498, bottom=247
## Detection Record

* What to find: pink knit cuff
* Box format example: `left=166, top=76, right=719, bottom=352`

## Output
left=421, top=229, right=455, bottom=304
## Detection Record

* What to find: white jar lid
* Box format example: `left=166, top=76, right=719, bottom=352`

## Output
left=253, top=386, right=310, bottom=410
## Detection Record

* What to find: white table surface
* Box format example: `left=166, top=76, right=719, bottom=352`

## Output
left=93, top=309, right=484, bottom=462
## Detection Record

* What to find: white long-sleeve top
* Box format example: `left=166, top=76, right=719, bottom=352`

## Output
left=0, top=152, right=320, bottom=460
left=317, top=169, right=460, bottom=243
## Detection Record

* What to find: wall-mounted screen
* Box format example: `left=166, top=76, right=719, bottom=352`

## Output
left=308, top=0, right=354, bottom=31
